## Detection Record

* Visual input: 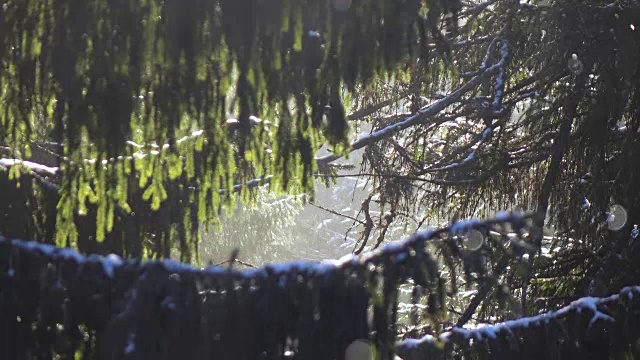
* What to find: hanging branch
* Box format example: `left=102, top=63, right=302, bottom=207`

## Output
left=315, top=48, right=509, bottom=166
left=353, top=195, right=375, bottom=255
left=308, top=201, right=365, bottom=225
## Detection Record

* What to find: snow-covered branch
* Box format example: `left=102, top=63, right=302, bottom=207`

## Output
left=316, top=55, right=507, bottom=166
left=0, top=212, right=535, bottom=360
left=0, top=158, right=59, bottom=176
left=0, top=211, right=531, bottom=280
left=0, top=129, right=207, bottom=178
left=410, top=41, right=510, bottom=174
left=396, top=286, right=640, bottom=358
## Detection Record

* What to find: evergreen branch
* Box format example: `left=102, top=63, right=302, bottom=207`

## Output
left=397, top=286, right=640, bottom=358
left=316, top=54, right=507, bottom=166
left=0, top=211, right=533, bottom=277
left=0, top=158, right=59, bottom=176
left=325, top=173, right=486, bottom=186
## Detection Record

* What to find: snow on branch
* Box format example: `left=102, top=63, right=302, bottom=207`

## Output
left=316, top=48, right=508, bottom=166
left=492, top=40, right=509, bottom=108
left=0, top=158, right=59, bottom=176
left=0, top=212, right=536, bottom=359
left=316, top=36, right=510, bottom=171
left=414, top=40, right=510, bottom=174
left=229, top=175, right=273, bottom=194
left=0, top=211, right=532, bottom=281
left=396, top=286, right=640, bottom=359
left=0, top=129, right=207, bottom=179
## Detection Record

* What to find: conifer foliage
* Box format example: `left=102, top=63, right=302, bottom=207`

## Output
left=0, top=0, right=457, bottom=258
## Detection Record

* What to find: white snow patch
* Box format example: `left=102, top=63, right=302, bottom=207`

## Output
left=397, top=286, right=640, bottom=351
left=450, top=219, right=482, bottom=235
left=495, top=211, right=510, bottom=221
left=124, top=332, right=136, bottom=354
left=0, top=159, right=59, bottom=175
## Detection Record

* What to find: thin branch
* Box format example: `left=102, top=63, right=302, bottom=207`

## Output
left=326, top=173, right=486, bottom=186
left=347, top=88, right=416, bottom=121
left=308, top=201, right=365, bottom=225
left=456, top=256, right=510, bottom=327
left=353, top=195, right=375, bottom=255
left=214, top=258, right=258, bottom=268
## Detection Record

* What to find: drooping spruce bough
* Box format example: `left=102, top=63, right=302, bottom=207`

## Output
left=2, top=214, right=639, bottom=359
left=0, top=0, right=459, bottom=259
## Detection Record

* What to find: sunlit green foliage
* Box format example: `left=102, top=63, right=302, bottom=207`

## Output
left=0, top=0, right=459, bottom=258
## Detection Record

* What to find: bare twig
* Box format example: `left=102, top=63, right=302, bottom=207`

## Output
left=353, top=195, right=375, bottom=254
left=308, top=201, right=365, bottom=225
left=214, top=258, right=258, bottom=268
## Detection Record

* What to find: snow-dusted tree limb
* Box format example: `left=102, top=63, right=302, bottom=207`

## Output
left=394, top=42, right=510, bottom=174
left=321, top=38, right=511, bottom=180
left=0, top=211, right=533, bottom=277
left=0, top=155, right=265, bottom=196
left=316, top=54, right=508, bottom=166
left=0, top=158, right=61, bottom=192
left=0, top=212, right=534, bottom=358
left=396, top=286, right=640, bottom=359
left=491, top=40, right=509, bottom=107
left=1, top=128, right=207, bottom=176
left=328, top=173, right=487, bottom=186
left=0, top=158, right=59, bottom=176
left=345, top=34, right=495, bottom=123
left=229, top=175, right=273, bottom=194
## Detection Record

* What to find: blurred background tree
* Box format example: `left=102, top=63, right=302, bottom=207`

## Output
left=198, top=188, right=303, bottom=266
